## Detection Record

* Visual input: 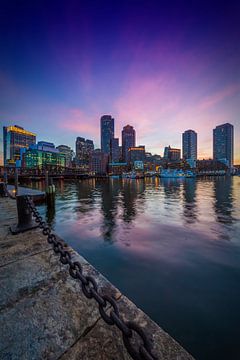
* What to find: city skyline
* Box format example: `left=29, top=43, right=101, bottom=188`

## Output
left=0, top=0, right=240, bottom=164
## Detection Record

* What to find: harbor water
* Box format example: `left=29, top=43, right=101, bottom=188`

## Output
left=34, top=176, right=240, bottom=360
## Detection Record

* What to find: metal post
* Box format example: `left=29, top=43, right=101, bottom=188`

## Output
left=4, top=167, right=8, bottom=184
left=14, top=168, right=18, bottom=195
left=10, top=195, right=39, bottom=234
left=45, top=170, right=49, bottom=191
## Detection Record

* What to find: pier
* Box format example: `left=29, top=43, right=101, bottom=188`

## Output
left=0, top=195, right=195, bottom=360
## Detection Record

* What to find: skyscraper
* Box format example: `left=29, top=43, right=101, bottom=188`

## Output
left=75, top=137, right=94, bottom=169
left=110, top=138, right=120, bottom=163
left=182, top=130, right=197, bottom=162
left=100, top=115, right=114, bottom=155
left=213, top=123, right=234, bottom=168
left=122, top=125, right=136, bottom=162
left=3, top=125, right=36, bottom=166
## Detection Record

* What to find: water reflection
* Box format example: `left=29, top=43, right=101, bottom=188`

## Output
left=182, top=179, right=197, bottom=224
left=121, top=179, right=145, bottom=223
left=100, top=180, right=120, bottom=242
left=214, top=176, right=233, bottom=224
left=27, top=176, right=240, bottom=360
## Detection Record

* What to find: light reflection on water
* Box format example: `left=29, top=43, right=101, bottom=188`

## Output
left=33, top=176, right=240, bottom=360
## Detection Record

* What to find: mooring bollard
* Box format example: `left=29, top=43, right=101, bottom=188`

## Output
left=0, top=182, right=6, bottom=197
left=10, top=195, right=39, bottom=234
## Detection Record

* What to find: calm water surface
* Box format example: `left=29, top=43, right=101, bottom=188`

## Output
left=35, top=176, right=240, bottom=360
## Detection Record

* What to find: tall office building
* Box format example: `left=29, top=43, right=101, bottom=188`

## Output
left=75, top=137, right=94, bottom=169
left=213, top=123, right=234, bottom=168
left=122, top=125, right=136, bottom=162
left=100, top=115, right=114, bottom=155
left=3, top=125, right=36, bottom=166
left=182, top=130, right=197, bottom=162
left=110, top=138, right=120, bottom=163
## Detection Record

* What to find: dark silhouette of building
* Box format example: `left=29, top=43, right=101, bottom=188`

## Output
left=75, top=137, right=94, bottom=170
left=163, top=146, right=181, bottom=161
left=122, top=125, right=136, bottom=162
left=100, top=115, right=114, bottom=156
left=128, top=146, right=145, bottom=165
left=182, top=130, right=197, bottom=165
left=213, top=123, right=234, bottom=168
left=110, top=138, right=120, bottom=163
left=90, top=149, right=108, bottom=174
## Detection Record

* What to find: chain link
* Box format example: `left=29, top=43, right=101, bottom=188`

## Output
left=24, top=195, right=157, bottom=360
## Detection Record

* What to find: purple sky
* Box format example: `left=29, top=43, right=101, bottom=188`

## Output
left=0, top=0, right=240, bottom=164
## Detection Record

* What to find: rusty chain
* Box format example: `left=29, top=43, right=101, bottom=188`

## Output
left=24, top=195, right=157, bottom=360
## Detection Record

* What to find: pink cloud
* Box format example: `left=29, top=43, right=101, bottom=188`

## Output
left=58, top=107, right=100, bottom=140
left=198, top=84, right=240, bottom=110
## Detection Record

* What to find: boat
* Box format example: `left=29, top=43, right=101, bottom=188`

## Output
left=109, top=174, right=121, bottom=179
left=159, top=169, right=195, bottom=178
left=122, top=171, right=138, bottom=179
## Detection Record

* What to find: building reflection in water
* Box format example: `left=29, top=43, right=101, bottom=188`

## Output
left=121, top=179, right=145, bottom=223
left=99, top=179, right=145, bottom=243
left=76, top=179, right=95, bottom=214
left=160, top=177, right=182, bottom=200
left=214, top=176, right=233, bottom=224
left=182, top=179, right=198, bottom=224
left=100, top=179, right=120, bottom=243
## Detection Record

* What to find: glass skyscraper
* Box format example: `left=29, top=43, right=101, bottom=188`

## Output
left=182, top=130, right=197, bottom=162
left=213, top=123, right=234, bottom=168
left=100, top=115, right=114, bottom=155
left=122, top=125, right=136, bottom=162
left=3, top=125, right=36, bottom=166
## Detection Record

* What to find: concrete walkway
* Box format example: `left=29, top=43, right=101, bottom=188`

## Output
left=0, top=197, right=195, bottom=360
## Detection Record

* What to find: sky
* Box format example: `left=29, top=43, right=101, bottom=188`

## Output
left=0, top=0, right=240, bottom=164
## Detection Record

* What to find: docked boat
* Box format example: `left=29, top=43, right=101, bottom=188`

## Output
left=160, top=169, right=195, bottom=178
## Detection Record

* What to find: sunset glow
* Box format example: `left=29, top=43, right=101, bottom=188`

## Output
left=0, top=0, right=239, bottom=164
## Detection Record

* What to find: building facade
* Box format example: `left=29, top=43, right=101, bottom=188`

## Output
left=56, top=145, right=74, bottom=167
left=22, top=141, right=65, bottom=168
left=3, top=125, right=36, bottom=166
left=110, top=138, right=120, bottom=163
left=122, top=125, right=136, bottom=162
left=75, top=137, right=94, bottom=170
left=164, top=146, right=181, bottom=161
left=90, top=149, right=108, bottom=174
left=213, top=123, right=234, bottom=168
left=100, top=115, right=114, bottom=155
left=128, top=146, right=145, bottom=165
left=182, top=130, right=197, bottom=164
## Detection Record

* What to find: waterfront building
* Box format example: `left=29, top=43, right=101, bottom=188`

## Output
left=21, top=141, right=65, bottom=168
left=128, top=146, right=145, bottom=166
left=196, top=159, right=228, bottom=175
left=56, top=145, right=74, bottom=168
left=110, top=138, right=120, bottom=163
left=100, top=115, right=114, bottom=155
left=90, top=149, right=108, bottom=174
left=182, top=130, right=197, bottom=167
left=108, top=162, right=128, bottom=175
left=3, top=125, right=36, bottom=166
left=86, top=139, right=94, bottom=158
left=164, top=146, right=181, bottom=161
left=122, top=125, right=136, bottom=162
left=213, top=123, right=234, bottom=168
left=75, top=137, right=94, bottom=170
